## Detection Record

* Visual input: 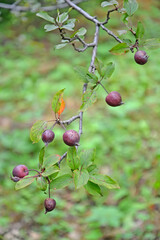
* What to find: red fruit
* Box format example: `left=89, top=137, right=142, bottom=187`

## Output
left=63, top=130, right=80, bottom=146
left=134, top=50, right=148, bottom=65
left=12, top=165, right=29, bottom=178
left=44, top=198, right=56, bottom=214
left=42, top=130, right=55, bottom=144
left=105, top=91, right=123, bottom=107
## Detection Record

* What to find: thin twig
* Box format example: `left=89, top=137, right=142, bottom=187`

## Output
left=47, top=177, right=51, bottom=198
left=89, top=23, right=100, bottom=73
left=102, top=6, right=119, bottom=25
left=23, top=175, right=40, bottom=179
left=64, top=0, right=123, bottom=43
left=58, top=152, right=67, bottom=167
left=28, top=169, right=41, bottom=174
left=12, top=0, right=22, bottom=8
left=98, top=81, right=109, bottom=94
left=0, top=0, right=87, bottom=12
left=61, top=114, right=80, bottom=125
left=79, top=83, right=87, bottom=136
left=100, top=24, right=123, bottom=43
left=129, top=28, right=139, bottom=52
left=59, top=121, right=67, bottom=131
left=50, top=120, right=58, bottom=130
left=59, top=28, right=95, bottom=52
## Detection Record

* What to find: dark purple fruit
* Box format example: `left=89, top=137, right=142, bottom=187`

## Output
left=63, top=130, right=80, bottom=146
left=134, top=50, right=148, bottom=65
left=44, top=198, right=56, bottom=214
left=105, top=91, right=123, bottom=107
left=42, top=130, right=55, bottom=144
left=12, top=165, right=29, bottom=178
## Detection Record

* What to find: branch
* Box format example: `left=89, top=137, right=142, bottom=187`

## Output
left=129, top=28, right=139, bottom=52
left=65, top=0, right=97, bottom=21
left=89, top=23, right=100, bottom=73
left=59, top=28, right=95, bottom=52
left=0, top=0, right=87, bottom=12
left=102, top=6, right=119, bottom=25
left=79, top=83, right=87, bottom=136
left=100, top=24, right=123, bottom=43
left=60, top=114, right=80, bottom=125
left=64, top=0, right=122, bottom=44
left=58, top=152, right=67, bottom=167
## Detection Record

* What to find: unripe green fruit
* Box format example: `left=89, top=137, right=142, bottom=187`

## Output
left=44, top=198, right=56, bottom=214
left=12, top=165, right=29, bottom=178
left=63, top=130, right=80, bottom=146
left=134, top=50, right=148, bottom=65
left=105, top=91, right=123, bottom=107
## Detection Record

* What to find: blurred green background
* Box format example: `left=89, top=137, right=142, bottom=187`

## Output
left=0, top=0, right=160, bottom=239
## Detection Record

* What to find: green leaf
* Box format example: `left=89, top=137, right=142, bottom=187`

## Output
left=101, top=0, right=118, bottom=7
left=42, top=165, right=59, bottom=177
left=76, top=27, right=87, bottom=36
left=73, top=169, right=89, bottom=189
left=30, top=120, right=48, bottom=143
left=44, top=24, right=58, bottom=32
left=80, top=149, right=96, bottom=169
left=123, top=38, right=133, bottom=45
left=95, top=58, right=104, bottom=76
left=62, top=19, right=76, bottom=31
left=109, top=43, right=129, bottom=55
left=84, top=181, right=102, bottom=196
left=56, top=12, right=68, bottom=24
left=142, top=38, right=160, bottom=49
left=36, top=12, right=55, bottom=23
left=74, top=66, right=89, bottom=83
left=123, top=0, right=138, bottom=16
left=52, top=89, right=65, bottom=113
left=50, top=174, right=72, bottom=189
left=39, top=146, right=45, bottom=169
left=87, top=164, right=97, bottom=174
left=43, top=154, right=60, bottom=169
left=80, top=89, right=97, bottom=112
left=136, top=21, right=144, bottom=39
left=101, top=62, right=115, bottom=78
left=62, top=23, right=74, bottom=31
left=121, top=12, right=129, bottom=24
left=89, top=174, right=120, bottom=189
left=15, top=177, right=35, bottom=190
left=86, top=72, right=98, bottom=84
left=55, top=43, right=68, bottom=49
left=48, top=172, right=59, bottom=181
left=36, top=176, right=47, bottom=191
left=67, top=147, right=80, bottom=170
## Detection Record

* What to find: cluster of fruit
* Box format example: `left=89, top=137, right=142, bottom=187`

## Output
left=105, top=50, right=148, bottom=107
left=11, top=49, right=148, bottom=214
left=42, top=129, right=80, bottom=146
left=11, top=164, right=57, bottom=213
left=11, top=129, right=80, bottom=213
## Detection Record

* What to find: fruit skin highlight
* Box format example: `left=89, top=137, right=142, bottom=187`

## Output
left=105, top=91, right=123, bottom=107
left=134, top=50, right=148, bottom=65
left=63, top=130, right=80, bottom=146
left=42, top=129, right=55, bottom=144
left=12, top=165, right=29, bottom=178
left=44, top=198, right=56, bottom=214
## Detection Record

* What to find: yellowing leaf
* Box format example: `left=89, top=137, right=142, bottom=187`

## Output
left=58, top=98, right=65, bottom=117
left=52, top=89, right=65, bottom=115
